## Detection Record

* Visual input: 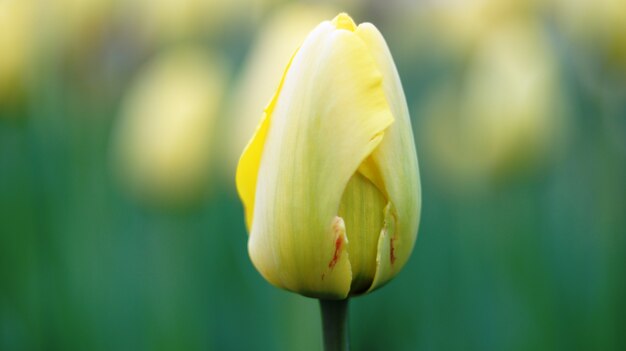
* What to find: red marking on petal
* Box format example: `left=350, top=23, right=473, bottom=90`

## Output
left=328, top=236, right=344, bottom=269
left=390, top=236, right=397, bottom=265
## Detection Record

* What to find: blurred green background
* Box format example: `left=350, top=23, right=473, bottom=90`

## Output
left=1, top=0, right=625, bottom=350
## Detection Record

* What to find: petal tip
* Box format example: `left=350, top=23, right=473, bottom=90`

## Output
left=332, top=12, right=357, bottom=32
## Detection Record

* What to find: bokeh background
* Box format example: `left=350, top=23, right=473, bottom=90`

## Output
left=1, top=0, right=625, bottom=350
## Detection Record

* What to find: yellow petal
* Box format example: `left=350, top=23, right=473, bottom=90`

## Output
left=355, top=23, right=422, bottom=292
left=235, top=49, right=298, bottom=231
left=229, top=3, right=337, bottom=175
left=238, top=21, right=394, bottom=298
left=332, top=12, right=357, bottom=31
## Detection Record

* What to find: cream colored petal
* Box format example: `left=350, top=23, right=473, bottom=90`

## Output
left=367, top=202, right=397, bottom=292
left=242, top=21, right=394, bottom=299
left=236, top=49, right=298, bottom=231
left=355, top=23, right=421, bottom=292
left=229, top=4, right=337, bottom=174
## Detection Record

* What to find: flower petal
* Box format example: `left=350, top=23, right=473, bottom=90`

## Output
left=236, top=49, right=298, bottom=231
left=367, top=202, right=397, bottom=293
left=356, top=23, right=422, bottom=291
left=338, top=172, right=387, bottom=294
left=244, top=21, right=394, bottom=298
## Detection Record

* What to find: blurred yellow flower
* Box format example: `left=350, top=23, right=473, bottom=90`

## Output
left=553, top=0, right=626, bottom=78
left=127, top=0, right=264, bottom=43
left=237, top=13, right=421, bottom=299
left=0, top=0, right=35, bottom=107
left=228, top=3, right=336, bottom=174
left=52, top=0, right=114, bottom=44
left=415, top=0, right=541, bottom=53
left=419, top=21, right=566, bottom=184
left=383, top=0, right=549, bottom=67
left=112, top=47, right=228, bottom=205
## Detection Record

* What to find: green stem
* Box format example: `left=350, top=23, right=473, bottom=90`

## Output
left=319, top=299, right=350, bottom=351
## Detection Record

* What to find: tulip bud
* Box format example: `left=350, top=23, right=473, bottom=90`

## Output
left=236, top=13, right=421, bottom=299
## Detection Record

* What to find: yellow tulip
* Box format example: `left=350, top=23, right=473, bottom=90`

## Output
left=236, top=13, right=421, bottom=299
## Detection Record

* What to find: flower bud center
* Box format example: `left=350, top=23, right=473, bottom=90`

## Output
left=338, top=171, right=387, bottom=294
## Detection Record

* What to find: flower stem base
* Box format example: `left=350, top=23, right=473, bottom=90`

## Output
left=319, top=298, right=350, bottom=351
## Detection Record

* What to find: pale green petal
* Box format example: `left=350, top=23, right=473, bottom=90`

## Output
left=356, top=23, right=421, bottom=292
left=368, top=202, right=398, bottom=293
left=247, top=21, right=394, bottom=299
left=338, top=172, right=387, bottom=294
